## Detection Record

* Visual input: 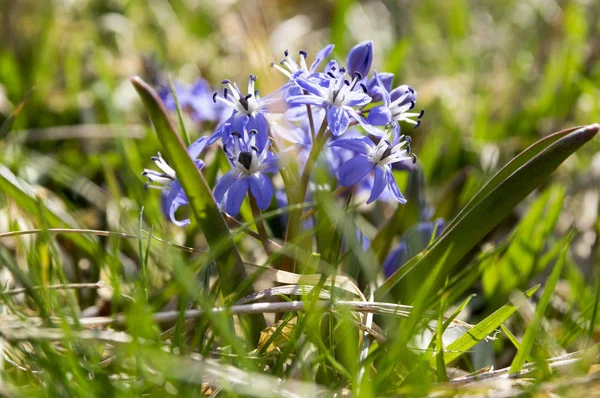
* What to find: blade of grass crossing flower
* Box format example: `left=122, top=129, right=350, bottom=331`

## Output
left=168, top=75, right=191, bottom=147
left=376, top=124, right=599, bottom=302
left=509, top=231, right=574, bottom=374
left=440, top=285, right=540, bottom=365
left=130, top=76, right=266, bottom=343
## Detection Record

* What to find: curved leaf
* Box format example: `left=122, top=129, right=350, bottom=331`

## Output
left=130, top=76, right=265, bottom=342
left=376, top=124, right=599, bottom=301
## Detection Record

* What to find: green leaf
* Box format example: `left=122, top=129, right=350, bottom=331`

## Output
left=0, top=87, right=34, bottom=139
left=509, top=231, right=573, bottom=373
left=443, top=126, right=580, bottom=234
left=441, top=285, right=540, bottom=365
left=130, top=76, right=265, bottom=343
left=376, top=124, right=599, bottom=301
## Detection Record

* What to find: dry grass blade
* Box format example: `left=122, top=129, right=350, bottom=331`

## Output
left=450, top=350, right=593, bottom=383
left=236, top=285, right=331, bottom=304
left=147, top=351, right=326, bottom=398
left=243, top=263, right=366, bottom=300
left=1, top=282, right=111, bottom=297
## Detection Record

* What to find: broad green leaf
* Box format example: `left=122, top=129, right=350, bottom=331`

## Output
left=130, top=76, right=266, bottom=342
left=0, top=87, right=34, bottom=139
left=509, top=232, right=573, bottom=373
left=376, top=124, right=599, bottom=301
left=441, top=285, right=540, bottom=364
left=442, top=126, right=580, bottom=235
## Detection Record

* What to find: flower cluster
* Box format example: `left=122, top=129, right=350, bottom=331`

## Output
left=146, top=40, right=423, bottom=222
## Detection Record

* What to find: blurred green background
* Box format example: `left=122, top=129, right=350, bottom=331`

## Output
left=2, top=0, right=599, bottom=261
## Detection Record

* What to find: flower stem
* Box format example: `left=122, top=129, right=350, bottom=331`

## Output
left=299, top=186, right=349, bottom=222
left=282, top=120, right=330, bottom=272
left=249, top=194, right=272, bottom=256
left=304, top=90, right=317, bottom=142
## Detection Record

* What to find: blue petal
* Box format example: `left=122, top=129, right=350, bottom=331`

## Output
left=223, top=178, right=249, bottom=216
left=387, top=171, right=407, bottom=204
left=163, top=181, right=191, bottom=227
left=366, top=105, right=392, bottom=126
left=345, top=93, right=372, bottom=107
left=390, top=85, right=416, bottom=104
left=249, top=173, right=274, bottom=210
left=347, top=40, right=373, bottom=78
left=248, top=113, right=269, bottom=150
left=231, top=114, right=249, bottom=136
left=327, top=106, right=350, bottom=137
left=293, top=76, right=327, bottom=98
left=383, top=242, right=409, bottom=279
left=209, top=121, right=228, bottom=144
left=368, top=71, right=393, bottom=104
left=337, top=155, right=373, bottom=186
left=310, top=44, right=335, bottom=72
left=261, top=153, right=280, bottom=173
left=378, top=73, right=394, bottom=92
left=214, top=170, right=239, bottom=204
left=324, top=60, right=339, bottom=75
left=187, top=137, right=208, bottom=159
left=329, top=137, right=374, bottom=154
left=286, top=95, right=328, bottom=107
left=367, top=166, right=387, bottom=204
left=344, top=107, right=377, bottom=135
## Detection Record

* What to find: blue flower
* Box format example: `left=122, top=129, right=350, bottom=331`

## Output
left=287, top=70, right=371, bottom=136
left=383, top=219, right=445, bottom=278
left=214, top=128, right=279, bottom=216
left=366, top=72, right=394, bottom=102
left=158, top=78, right=228, bottom=123
left=330, top=128, right=415, bottom=204
left=271, top=45, right=335, bottom=82
left=367, top=72, right=424, bottom=133
left=347, top=40, right=374, bottom=79
left=142, top=137, right=209, bottom=226
left=209, top=75, right=278, bottom=148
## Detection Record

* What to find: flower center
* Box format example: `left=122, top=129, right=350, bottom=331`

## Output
left=238, top=151, right=253, bottom=171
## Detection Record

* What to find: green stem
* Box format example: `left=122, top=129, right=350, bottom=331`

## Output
left=282, top=120, right=330, bottom=272
left=248, top=194, right=272, bottom=256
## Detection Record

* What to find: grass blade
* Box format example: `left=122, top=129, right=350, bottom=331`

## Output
left=441, top=285, right=540, bottom=365
left=509, top=231, right=574, bottom=373
left=0, top=165, right=96, bottom=255
left=0, top=87, right=34, bottom=139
